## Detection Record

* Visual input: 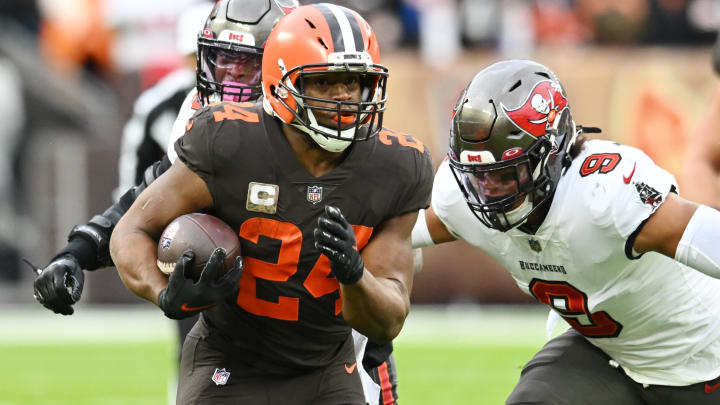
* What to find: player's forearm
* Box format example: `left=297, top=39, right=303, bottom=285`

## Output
left=412, top=207, right=457, bottom=248
left=110, top=224, right=168, bottom=306
left=340, top=272, right=410, bottom=344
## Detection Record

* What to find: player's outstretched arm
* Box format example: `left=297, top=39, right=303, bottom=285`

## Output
left=110, top=160, right=213, bottom=305
left=411, top=206, right=457, bottom=249
left=634, top=193, right=720, bottom=279
left=32, top=157, right=172, bottom=315
left=315, top=207, right=418, bottom=344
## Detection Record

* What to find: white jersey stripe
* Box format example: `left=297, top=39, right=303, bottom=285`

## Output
left=325, top=3, right=357, bottom=53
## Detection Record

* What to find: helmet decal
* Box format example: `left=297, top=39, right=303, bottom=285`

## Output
left=501, top=147, right=524, bottom=161
left=217, top=30, right=255, bottom=46
left=502, top=80, right=568, bottom=137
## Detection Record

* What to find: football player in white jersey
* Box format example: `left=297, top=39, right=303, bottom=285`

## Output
left=412, top=59, right=720, bottom=404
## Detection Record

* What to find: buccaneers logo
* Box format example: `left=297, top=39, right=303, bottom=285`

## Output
left=502, top=80, right=568, bottom=137
left=634, top=181, right=663, bottom=208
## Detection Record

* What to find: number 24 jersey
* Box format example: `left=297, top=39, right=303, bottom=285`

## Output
left=175, top=101, right=434, bottom=376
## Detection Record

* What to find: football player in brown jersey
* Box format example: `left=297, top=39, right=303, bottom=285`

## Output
left=110, top=4, right=433, bottom=405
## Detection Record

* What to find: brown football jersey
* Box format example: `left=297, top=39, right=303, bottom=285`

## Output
left=175, top=100, right=433, bottom=376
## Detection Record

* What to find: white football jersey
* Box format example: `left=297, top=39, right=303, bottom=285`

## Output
left=432, top=139, right=720, bottom=386
left=166, top=88, right=202, bottom=164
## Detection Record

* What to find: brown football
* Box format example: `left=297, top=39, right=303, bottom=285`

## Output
left=156, top=213, right=241, bottom=281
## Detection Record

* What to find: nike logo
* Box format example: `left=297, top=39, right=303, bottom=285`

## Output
left=344, top=362, right=357, bottom=374
left=181, top=303, right=214, bottom=312
left=706, top=382, right=720, bottom=394
left=623, top=162, right=636, bottom=184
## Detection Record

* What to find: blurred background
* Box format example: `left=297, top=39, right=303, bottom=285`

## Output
left=1, top=0, right=718, bottom=306
left=1, top=0, right=719, bottom=403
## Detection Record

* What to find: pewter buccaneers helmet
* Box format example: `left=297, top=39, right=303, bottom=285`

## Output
left=262, top=3, right=388, bottom=152
left=196, top=0, right=299, bottom=104
left=448, top=60, right=579, bottom=232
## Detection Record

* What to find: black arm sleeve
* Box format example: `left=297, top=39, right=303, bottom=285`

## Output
left=53, top=156, right=173, bottom=270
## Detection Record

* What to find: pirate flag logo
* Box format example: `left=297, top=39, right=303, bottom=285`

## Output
left=634, top=182, right=663, bottom=208
left=502, top=80, right=568, bottom=137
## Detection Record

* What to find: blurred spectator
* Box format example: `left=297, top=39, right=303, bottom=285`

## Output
left=574, top=0, right=650, bottom=45
left=38, top=0, right=116, bottom=79
left=643, top=0, right=715, bottom=45
left=399, top=0, right=460, bottom=68
left=0, top=11, right=116, bottom=286
left=574, top=0, right=715, bottom=46
left=459, top=0, right=499, bottom=48
left=0, top=47, right=26, bottom=283
left=0, top=0, right=41, bottom=35
left=531, top=0, right=592, bottom=47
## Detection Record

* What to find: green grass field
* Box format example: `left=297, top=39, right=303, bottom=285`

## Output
left=0, top=305, right=553, bottom=404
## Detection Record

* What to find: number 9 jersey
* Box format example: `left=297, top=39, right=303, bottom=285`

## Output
left=432, top=139, right=720, bottom=386
left=174, top=100, right=433, bottom=377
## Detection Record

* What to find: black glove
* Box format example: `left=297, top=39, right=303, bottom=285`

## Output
left=313, top=206, right=365, bottom=285
left=30, top=255, right=85, bottom=316
left=158, top=248, right=243, bottom=320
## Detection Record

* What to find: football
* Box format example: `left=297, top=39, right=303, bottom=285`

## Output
left=156, top=213, right=241, bottom=281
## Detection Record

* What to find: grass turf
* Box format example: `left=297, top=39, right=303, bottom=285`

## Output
left=395, top=343, right=539, bottom=404
left=0, top=342, right=175, bottom=405
left=0, top=305, right=550, bottom=404
left=0, top=341, right=540, bottom=404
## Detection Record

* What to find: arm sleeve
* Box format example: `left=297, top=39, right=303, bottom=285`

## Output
left=430, top=159, right=464, bottom=238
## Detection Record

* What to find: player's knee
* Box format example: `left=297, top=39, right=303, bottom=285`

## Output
left=505, top=378, right=566, bottom=405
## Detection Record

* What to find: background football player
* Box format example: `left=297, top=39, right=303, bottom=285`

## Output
left=110, top=3, right=432, bottom=404
left=411, top=59, right=720, bottom=404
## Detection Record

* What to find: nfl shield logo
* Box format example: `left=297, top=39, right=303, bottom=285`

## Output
left=160, top=237, right=172, bottom=250
left=212, top=368, right=230, bottom=386
left=307, top=185, right=323, bottom=204
left=528, top=238, right=542, bottom=253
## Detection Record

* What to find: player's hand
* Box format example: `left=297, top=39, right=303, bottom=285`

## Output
left=314, top=206, right=364, bottom=285
left=157, top=248, right=243, bottom=320
left=30, top=255, right=85, bottom=316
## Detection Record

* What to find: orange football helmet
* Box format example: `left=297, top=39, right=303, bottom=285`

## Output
left=262, top=3, right=388, bottom=152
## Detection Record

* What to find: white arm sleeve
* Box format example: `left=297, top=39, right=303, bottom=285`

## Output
left=411, top=209, right=435, bottom=248
left=675, top=205, right=720, bottom=279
